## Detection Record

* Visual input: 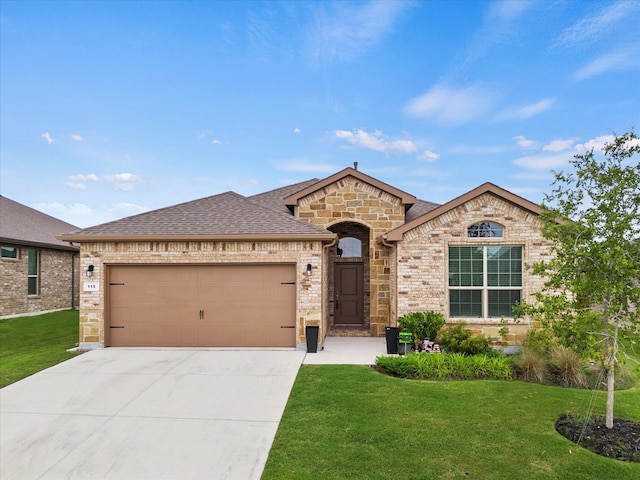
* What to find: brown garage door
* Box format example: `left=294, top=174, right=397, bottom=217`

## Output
left=107, top=264, right=296, bottom=347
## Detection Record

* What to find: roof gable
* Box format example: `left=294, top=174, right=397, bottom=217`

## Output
left=283, top=168, right=416, bottom=207
left=0, top=196, right=79, bottom=251
left=59, top=191, right=334, bottom=242
left=384, top=183, right=544, bottom=241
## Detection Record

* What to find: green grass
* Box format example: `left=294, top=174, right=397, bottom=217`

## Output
left=263, top=365, right=640, bottom=480
left=0, top=309, right=81, bottom=388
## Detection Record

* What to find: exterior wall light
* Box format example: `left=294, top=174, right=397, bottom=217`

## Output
left=86, top=264, right=94, bottom=277
left=306, top=264, right=312, bottom=276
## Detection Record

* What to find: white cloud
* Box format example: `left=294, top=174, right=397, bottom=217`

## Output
left=294, top=127, right=301, bottom=134
left=556, top=1, right=638, bottom=47
left=404, top=84, right=495, bottom=125
left=41, top=132, right=54, bottom=144
left=102, top=173, right=144, bottom=191
left=69, top=173, right=99, bottom=182
left=497, top=98, right=554, bottom=120
left=71, top=134, right=83, bottom=142
left=334, top=129, right=418, bottom=154
left=211, top=139, right=222, bottom=145
left=418, top=150, right=439, bottom=162
left=514, top=135, right=538, bottom=149
left=574, top=135, right=615, bottom=153
left=308, top=1, right=413, bottom=65
left=574, top=44, right=640, bottom=80
left=65, top=182, right=87, bottom=190
left=105, top=173, right=144, bottom=183
left=33, top=202, right=93, bottom=227
left=543, top=138, right=576, bottom=152
left=513, top=153, right=573, bottom=170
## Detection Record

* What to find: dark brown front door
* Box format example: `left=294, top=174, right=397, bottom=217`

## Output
left=334, top=263, right=364, bottom=325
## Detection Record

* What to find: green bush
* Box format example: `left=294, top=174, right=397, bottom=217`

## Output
left=397, top=311, right=446, bottom=342
left=438, top=323, right=492, bottom=355
left=375, top=352, right=514, bottom=381
left=523, top=327, right=558, bottom=356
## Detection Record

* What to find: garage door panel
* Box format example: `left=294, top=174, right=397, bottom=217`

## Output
left=108, top=265, right=296, bottom=347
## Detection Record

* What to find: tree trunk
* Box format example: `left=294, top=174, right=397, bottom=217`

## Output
left=606, top=359, right=615, bottom=429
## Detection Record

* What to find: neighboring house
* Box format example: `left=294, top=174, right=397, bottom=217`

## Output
left=0, top=196, right=80, bottom=318
left=59, top=168, right=552, bottom=350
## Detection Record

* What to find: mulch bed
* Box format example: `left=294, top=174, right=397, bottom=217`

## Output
left=555, top=414, right=640, bottom=462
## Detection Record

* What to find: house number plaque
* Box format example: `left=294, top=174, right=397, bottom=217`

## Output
left=83, top=282, right=99, bottom=292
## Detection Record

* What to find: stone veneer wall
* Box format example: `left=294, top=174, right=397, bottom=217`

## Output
left=78, top=240, right=323, bottom=348
left=294, top=176, right=406, bottom=336
left=1, top=246, right=79, bottom=318
left=396, top=193, right=553, bottom=345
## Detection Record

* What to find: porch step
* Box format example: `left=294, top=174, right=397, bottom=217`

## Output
left=327, top=326, right=371, bottom=337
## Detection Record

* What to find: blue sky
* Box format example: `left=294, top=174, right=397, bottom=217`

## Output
left=1, top=0, right=639, bottom=228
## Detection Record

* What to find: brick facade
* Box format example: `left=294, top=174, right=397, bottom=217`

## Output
left=1, top=245, right=79, bottom=318
left=77, top=240, right=323, bottom=349
left=69, top=172, right=551, bottom=349
left=395, top=192, right=553, bottom=343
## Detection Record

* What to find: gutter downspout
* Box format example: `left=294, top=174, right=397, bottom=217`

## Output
left=380, top=234, right=397, bottom=327
left=71, top=252, right=77, bottom=310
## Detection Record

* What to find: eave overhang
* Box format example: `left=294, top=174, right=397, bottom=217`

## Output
left=57, top=233, right=338, bottom=243
left=1, top=236, right=79, bottom=252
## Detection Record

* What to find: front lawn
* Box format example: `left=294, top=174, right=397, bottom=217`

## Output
left=263, top=365, right=640, bottom=479
left=0, top=309, right=81, bottom=388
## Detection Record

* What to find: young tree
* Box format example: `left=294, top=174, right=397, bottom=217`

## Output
left=522, top=130, right=639, bottom=429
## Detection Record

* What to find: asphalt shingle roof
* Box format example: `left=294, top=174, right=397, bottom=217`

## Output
left=62, top=191, right=332, bottom=239
left=248, top=178, right=320, bottom=214
left=0, top=196, right=79, bottom=250
left=58, top=174, right=443, bottom=241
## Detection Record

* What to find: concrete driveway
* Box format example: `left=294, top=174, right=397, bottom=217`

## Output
left=1, top=348, right=305, bottom=480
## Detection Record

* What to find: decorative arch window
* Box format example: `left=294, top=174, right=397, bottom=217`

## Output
left=337, top=237, right=362, bottom=258
left=467, top=221, right=503, bottom=238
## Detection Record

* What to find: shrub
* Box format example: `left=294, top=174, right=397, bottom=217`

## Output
left=523, top=327, right=558, bottom=356
left=547, top=345, right=587, bottom=388
left=397, top=311, right=446, bottom=342
left=514, top=348, right=546, bottom=383
left=374, top=355, right=418, bottom=378
left=375, top=352, right=514, bottom=381
left=438, top=323, right=492, bottom=355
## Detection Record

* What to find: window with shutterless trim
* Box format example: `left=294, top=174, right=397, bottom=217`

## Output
left=1, top=246, right=18, bottom=259
left=448, top=245, right=522, bottom=318
left=28, top=249, right=39, bottom=295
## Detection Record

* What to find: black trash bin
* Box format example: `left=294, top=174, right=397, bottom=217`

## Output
left=385, top=327, right=399, bottom=354
left=305, top=325, right=319, bottom=353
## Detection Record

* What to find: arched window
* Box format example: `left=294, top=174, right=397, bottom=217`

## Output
left=337, top=237, right=362, bottom=258
left=467, top=221, right=503, bottom=238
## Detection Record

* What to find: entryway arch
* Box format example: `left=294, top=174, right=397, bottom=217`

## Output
left=327, top=222, right=370, bottom=333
